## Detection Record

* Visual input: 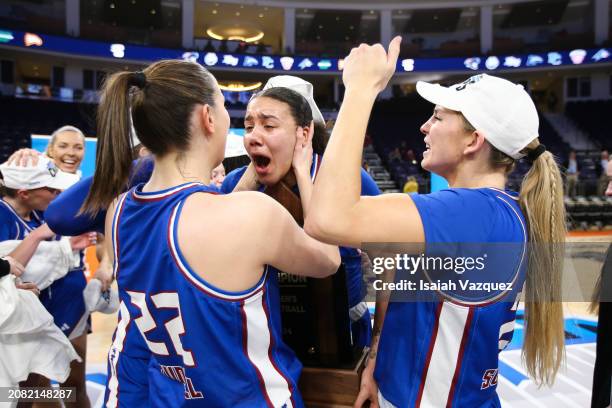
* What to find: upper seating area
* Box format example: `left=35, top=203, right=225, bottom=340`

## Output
left=0, top=97, right=96, bottom=162
left=367, top=94, right=572, bottom=194
left=566, top=100, right=612, bottom=150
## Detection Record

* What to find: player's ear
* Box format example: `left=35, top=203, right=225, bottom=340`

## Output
left=463, top=129, right=485, bottom=156
left=17, top=189, right=29, bottom=200
left=196, top=104, right=215, bottom=136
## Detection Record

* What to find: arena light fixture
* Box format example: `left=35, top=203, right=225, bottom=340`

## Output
left=206, top=26, right=264, bottom=43
left=0, top=30, right=14, bottom=43
left=24, top=32, right=43, bottom=47
left=218, top=81, right=262, bottom=92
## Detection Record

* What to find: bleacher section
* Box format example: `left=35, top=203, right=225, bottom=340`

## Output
left=507, top=112, right=572, bottom=190
left=566, top=100, right=612, bottom=150
left=0, top=97, right=96, bottom=162
left=566, top=196, right=612, bottom=230
left=368, top=96, right=573, bottom=196
left=500, top=0, right=568, bottom=29
left=367, top=95, right=431, bottom=193
left=1, top=94, right=612, bottom=229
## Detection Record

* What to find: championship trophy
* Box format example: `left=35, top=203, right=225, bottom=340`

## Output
left=264, top=171, right=367, bottom=407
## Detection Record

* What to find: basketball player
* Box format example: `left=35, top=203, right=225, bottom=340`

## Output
left=42, top=125, right=92, bottom=408
left=306, top=39, right=566, bottom=407
left=6, top=149, right=152, bottom=236
left=81, top=60, right=340, bottom=407
left=0, top=157, right=91, bottom=407
left=221, top=75, right=379, bottom=348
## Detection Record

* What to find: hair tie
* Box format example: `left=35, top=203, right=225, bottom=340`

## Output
left=129, top=71, right=147, bottom=89
left=527, top=144, right=546, bottom=163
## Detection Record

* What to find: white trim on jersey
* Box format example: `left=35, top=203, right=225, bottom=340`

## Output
left=106, top=301, right=131, bottom=408
left=495, top=194, right=528, bottom=285
left=12, top=221, right=20, bottom=240
left=494, top=195, right=527, bottom=244
left=0, top=199, right=39, bottom=234
left=310, top=154, right=320, bottom=182
left=493, top=195, right=527, bottom=351
left=167, top=202, right=267, bottom=301
left=418, top=302, right=472, bottom=407
left=241, top=294, right=293, bottom=408
left=487, top=187, right=519, bottom=201
left=132, top=182, right=203, bottom=201
left=111, top=193, right=129, bottom=281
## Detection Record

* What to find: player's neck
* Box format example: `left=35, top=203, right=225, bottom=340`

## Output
left=2, top=196, right=32, bottom=220
left=144, top=151, right=214, bottom=192
left=446, top=162, right=506, bottom=190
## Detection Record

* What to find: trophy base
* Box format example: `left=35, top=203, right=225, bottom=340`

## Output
left=299, top=348, right=368, bottom=408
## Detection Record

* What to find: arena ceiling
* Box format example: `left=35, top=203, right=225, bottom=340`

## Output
left=198, top=0, right=556, bottom=11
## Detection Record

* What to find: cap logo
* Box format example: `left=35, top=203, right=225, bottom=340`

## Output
left=47, top=161, right=58, bottom=177
left=456, top=74, right=483, bottom=91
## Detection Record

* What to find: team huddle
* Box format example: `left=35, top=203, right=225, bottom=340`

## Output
left=0, top=38, right=568, bottom=407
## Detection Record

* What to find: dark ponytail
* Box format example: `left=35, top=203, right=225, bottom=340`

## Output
left=81, top=60, right=218, bottom=215
left=82, top=71, right=134, bottom=215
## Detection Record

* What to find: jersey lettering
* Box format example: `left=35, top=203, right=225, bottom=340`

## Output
left=127, top=291, right=195, bottom=366
left=160, top=365, right=203, bottom=399
left=481, top=368, right=499, bottom=390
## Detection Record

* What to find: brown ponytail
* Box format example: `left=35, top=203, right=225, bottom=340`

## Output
left=81, top=60, right=218, bottom=215
left=81, top=71, right=134, bottom=215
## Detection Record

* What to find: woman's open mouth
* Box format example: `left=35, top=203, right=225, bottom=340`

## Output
left=252, top=154, right=271, bottom=173
left=60, top=158, right=78, bottom=169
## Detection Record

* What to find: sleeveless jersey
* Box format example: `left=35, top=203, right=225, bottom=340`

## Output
left=106, top=182, right=303, bottom=408
left=375, top=188, right=528, bottom=408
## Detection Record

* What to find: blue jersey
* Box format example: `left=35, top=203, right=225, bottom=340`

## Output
left=0, top=199, right=45, bottom=240
left=375, top=188, right=527, bottom=408
left=221, top=154, right=380, bottom=347
left=0, top=199, right=89, bottom=338
left=46, top=157, right=155, bottom=235
left=105, top=182, right=303, bottom=408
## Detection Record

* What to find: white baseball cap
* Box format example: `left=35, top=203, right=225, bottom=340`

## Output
left=416, top=74, right=539, bottom=160
left=0, top=156, right=79, bottom=190
left=262, top=75, right=326, bottom=126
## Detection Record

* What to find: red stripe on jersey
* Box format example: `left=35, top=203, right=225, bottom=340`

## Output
left=262, top=291, right=296, bottom=407
left=415, top=302, right=444, bottom=407
left=240, top=301, right=275, bottom=408
left=446, top=307, right=475, bottom=407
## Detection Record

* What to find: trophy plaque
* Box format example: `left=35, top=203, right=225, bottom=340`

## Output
left=264, top=175, right=367, bottom=407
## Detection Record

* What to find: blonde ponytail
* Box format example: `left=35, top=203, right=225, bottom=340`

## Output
left=518, top=139, right=566, bottom=386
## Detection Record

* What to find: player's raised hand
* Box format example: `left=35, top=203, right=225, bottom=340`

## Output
left=342, top=36, right=401, bottom=95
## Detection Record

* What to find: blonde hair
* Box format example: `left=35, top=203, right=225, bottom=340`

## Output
left=46, top=125, right=85, bottom=156
left=462, top=113, right=566, bottom=386
left=490, top=139, right=566, bottom=386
